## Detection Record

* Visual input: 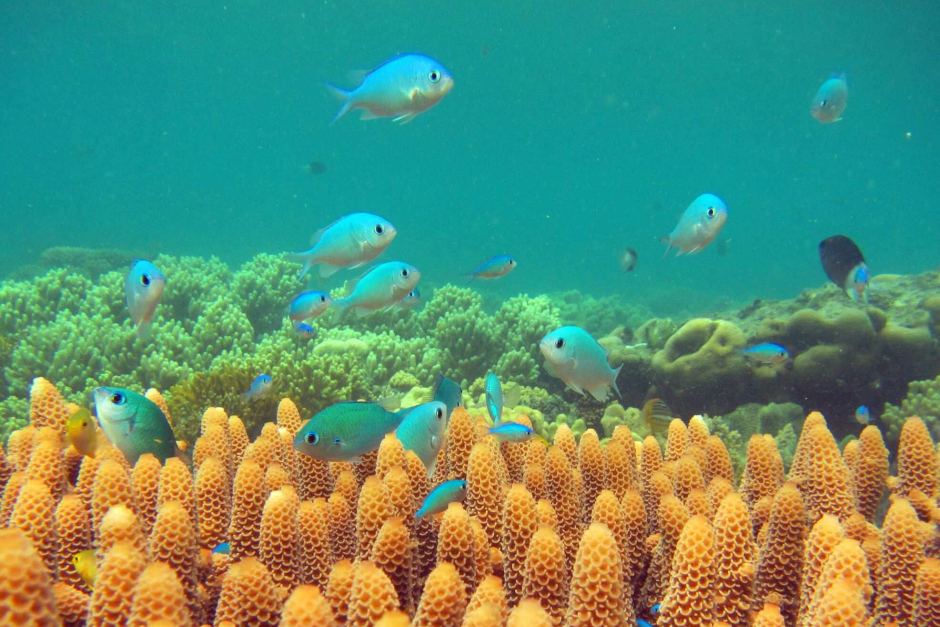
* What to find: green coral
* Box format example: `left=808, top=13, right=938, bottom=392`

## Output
left=231, top=253, right=305, bottom=336
left=0, top=396, right=29, bottom=446
left=881, top=373, right=940, bottom=443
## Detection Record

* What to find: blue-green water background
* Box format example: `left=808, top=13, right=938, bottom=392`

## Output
left=2, top=2, right=937, bottom=313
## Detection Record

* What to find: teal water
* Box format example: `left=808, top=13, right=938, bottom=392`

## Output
left=2, top=2, right=937, bottom=311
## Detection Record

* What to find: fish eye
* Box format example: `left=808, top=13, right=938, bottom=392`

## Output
left=435, top=407, right=443, bottom=420
left=555, top=338, right=565, bottom=349
left=304, top=432, right=319, bottom=445
left=375, top=224, right=384, bottom=235
left=111, top=392, right=126, bottom=405
left=332, top=436, right=342, bottom=446
left=401, top=269, right=409, bottom=277
left=320, top=295, right=327, bottom=302
left=429, top=70, right=440, bottom=83
left=820, top=99, right=828, bottom=107
left=140, top=273, right=151, bottom=286
left=706, top=207, right=717, bottom=218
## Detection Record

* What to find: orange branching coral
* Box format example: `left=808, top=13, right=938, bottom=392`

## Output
left=228, top=459, right=268, bottom=561
left=228, top=415, right=250, bottom=464
left=130, top=453, right=162, bottom=536
left=10, top=478, right=57, bottom=576
left=705, top=435, right=735, bottom=486
left=53, top=582, right=90, bottom=627
left=664, top=418, right=689, bottom=463
left=466, top=441, right=506, bottom=547
left=712, top=492, right=756, bottom=626
left=296, top=450, right=334, bottom=501
left=641, top=494, right=689, bottom=606
left=0, top=470, right=25, bottom=527
left=590, top=490, right=630, bottom=587
left=544, top=446, right=581, bottom=570
left=195, top=455, right=231, bottom=550
left=29, top=376, right=71, bottom=431
left=298, top=498, right=333, bottom=590
left=470, top=518, right=492, bottom=583
left=914, top=557, right=940, bottom=623
left=604, top=438, right=635, bottom=499
left=658, top=514, right=715, bottom=627
left=577, top=429, right=606, bottom=522
left=357, top=475, right=393, bottom=560
left=619, top=489, right=648, bottom=592
left=674, top=454, right=706, bottom=503
left=92, top=458, right=137, bottom=534
left=501, top=416, right=532, bottom=484
left=552, top=424, right=577, bottom=467
left=328, top=492, right=357, bottom=561
left=347, top=560, right=400, bottom=627
left=280, top=584, right=336, bottom=627
left=640, top=435, right=664, bottom=532
left=145, top=387, right=172, bottom=424
left=128, top=561, right=194, bottom=627
left=466, top=574, right=507, bottom=623
left=370, top=516, right=414, bottom=614
left=462, top=601, right=502, bottom=627
left=7, top=426, right=36, bottom=472
left=797, top=514, right=845, bottom=625
left=156, top=457, right=195, bottom=524
left=413, top=561, right=468, bottom=627
left=259, top=486, right=300, bottom=590
left=243, top=423, right=280, bottom=472
left=896, top=417, right=939, bottom=501
left=276, top=397, right=303, bottom=436
left=73, top=454, right=99, bottom=511
left=264, top=462, right=292, bottom=492
left=376, top=433, right=406, bottom=480
left=26, top=437, right=65, bottom=500
left=706, top=477, right=734, bottom=520
left=853, top=425, right=889, bottom=522
left=812, top=578, right=869, bottom=626
left=148, top=500, right=201, bottom=625
left=522, top=525, right=568, bottom=625
left=193, top=424, right=231, bottom=484
left=437, top=502, right=479, bottom=595
left=98, top=504, right=147, bottom=560
left=687, top=414, right=710, bottom=448
left=876, top=497, right=929, bottom=624
left=214, top=557, right=283, bottom=627
left=325, top=559, right=355, bottom=624
left=752, top=602, right=785, bottom=627
left=501, top=483, right=538, bottom=606
left=383, top=466, right=415, bottom=524
left=788, top=411, right=828, bottom=482
left=55, top=493, right=93, bottom=590
left=754, top=482, right=807, bottom=625
left=536, top=498, right=558, bottom=530
left=741, top=435, right=783, bottom=510
left=566, top=522, right=628, bottom=626
left=507, top=598, right=554, bottom=627
left=804, top=538, right=872, bottom=626
left=791, top=424, right=854, bottom=521
left=524, top=460, right=546, bottom=502
left=0, top=528, right=59, bottom=625
left=447, top=408, right=477, bottom=479
left=90, top=541, right=149, bottom=626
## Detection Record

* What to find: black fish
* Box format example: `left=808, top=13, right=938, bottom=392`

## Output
left=620, top=247, right=638, bottom=272
left=818, top=235, right=870, bottom=302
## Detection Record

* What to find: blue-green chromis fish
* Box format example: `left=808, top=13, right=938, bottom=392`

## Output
left=292, top=213, right=397, bottom=279
left=432, top=374, right=463, bottom=422
left=243, top=374, right=273, bottom=400
left=294, top=321, right=317, bottom=339
left=416, top=479, right=467, bottom=518
left=327, top=53, right=454, bottom=124
left=855, top=405, right=871, bottom=425
left=488, top=421, right=534, bottom=443
left=399, top=288, right=421, bottom=309
left=294, top=401, right=406, bottom=462
left=661, top=193, right=728, bottom=255
left=741, top=343, right=790, bottom=365
left=335, top=261, right=420, bottom=317
left=212, top=542, right=230, bottom=555
left=468, top=254, right=517, bottom=280
left=811, top=73, right=848, bottom=123
left=93, top=387, right=177, bottom=465
left=125, top=259, right=165, bottom=337
left=485, top=371, right=503, bottom=423
left=395, top=401, right=447, bottom=477
left=540, top=326, right=622, bottom=402
left=289, top=290, right=332, bottom=321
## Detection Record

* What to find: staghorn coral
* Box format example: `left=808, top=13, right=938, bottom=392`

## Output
left=413, top=561, right=468, bottom=627
left=914, top=557, right=940, bottom=623
left=128, top=561, right=194, bottom=627
left=797, top=514, right=845, bottom=626
left=91, top=541, right=149, bottom=626
left=0, top=528, right=59, bottom=625
left=259, top=486, right=301, bottom=589
left=214, top=557, right=283, bottom=627
left=347, top=561, right=400, bottom=627
left=279, top=584, right=336, bottom=626
left=298, top=498, right=334, bottom=590
left=712, top=492, right=756, bottom=626
left=565, top=522, right=628, bottom=626
left=753, top=483, right=807, bottom=624
left=501, top=483, right=538, bottom=607
left=876, top=497, right=930, bottom=624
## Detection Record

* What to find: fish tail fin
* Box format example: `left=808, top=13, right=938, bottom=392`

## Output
left=659, top=236, right=672, bottom=257
left=612, top=365, right=623, bottom=399
left=135, top=319, right=153, bottom=339
left=289, top=252, right=313, bottom=279
left=325, top=83, right=353, bottom=124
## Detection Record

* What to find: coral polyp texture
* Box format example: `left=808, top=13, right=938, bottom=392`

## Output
left=1, top=378, right=939, bottom=625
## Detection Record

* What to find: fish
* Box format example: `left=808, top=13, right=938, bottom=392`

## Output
left=334, top=261, right=421, bottom=317
left=294, top=321, right=317, bottom=339
left=71, top=549, right=97, bottom=589
left=818, top=235, right=870, bottom=302
left=66, top=407, right=98, bottom=457
left=293, top=213, right=397, bottom=279
left=308, top=160, right=327, bottom=175
left=661, top=193, right=728, bottom=255
left=620, top=247, right=638, bottom=272
left=642, top=398, right=674, bottom=437
left=395, top=401, right=447, bottom=477
left=539, top=326, right=622, bottom=402
left=288, top=290, right=332, bottom=322
left=293, top=401, right=406, bottom=462
left=811, top=73, right=848, bottom=123
left=742, top=342, right=790, bottom=365
left=399, top=288, right=421, bottom=309
left=93, top=387, right=177, bottom=465
left=327, top=53, right=454, bottom=124
left=125, top=259, right=166, bottom=336
left=637, top=620, right=653, bottom=627
left=212, top=542, right=231, bottom=555
left=416, top=479, right=468, bottom=518
left=468, top=255, right=517, bottom=280
left=432, top=374, right=463, bottom=422
left=243, top=374, right=273, bottom=400
left=485, top=371, right=503, bottom=424
left=488, top=421, right=534, bottom=442
left=855, top=405, right=872, bottom=425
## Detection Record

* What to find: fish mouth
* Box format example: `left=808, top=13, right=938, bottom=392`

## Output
left=439, top=75, right=455, bottom=94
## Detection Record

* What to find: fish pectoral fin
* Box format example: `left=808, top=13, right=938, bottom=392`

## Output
left=567, top=382, right=586, bottom=397
left=319, top=264, right=342, bottom=278
left=394, top=112, right=417, bottom=124
left=587, top=385, right=610, bottom=402
left=542, top=360, right=559, bottom=378
left=358, top=110, right=380, bottom=121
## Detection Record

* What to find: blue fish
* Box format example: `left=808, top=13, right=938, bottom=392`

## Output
left=93, top=387, right=177, bottom=465
left=334, top=261, right=421, bottom=317
left=294, top=321, right=317, bottom=339
left=125, top=259, right=166, bottom=337
left=395, top=401, right=447, bottom=477
left=855, top=405, right=871, bottom=425
left=327, top=53, right=454, bottom=124
left=416, top=479, right=468, bottom=518
left=742, top=342, right=790, bottom=365
left=650, top=603, right=661, bottom=615
left=485, top=371, right=503, bottom=424
left=637, top=620, right=653, bottom=627
left=289, top=290, right=332, bottom=322
left=811, top=73, right=848, bottom=123
left=399, top=288, right=421, bottom=309
left=212, top=542, right=230, bottom=555
left=540, top=326, right=622, bottom=402
left=661, top=193, right=728, bottom=255
left=468, top=254, right=517, bottom=280
left=294, top=401, right=406, bottom=462
left=293, top=213, right=397, bottom=279
left=244, top=374, right=273, bottom=400
left=488, top=421, right=534, bottom=443
left=432, top=374, right=462, bottom=423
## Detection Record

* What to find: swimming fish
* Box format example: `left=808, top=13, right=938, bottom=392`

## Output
left=212, top=542, right=231, bottom=555
left=432, top=374, right=463, bottom=422
left=818, top=235, right=870, bottom=302
left=288, top=290, right=332, bottom=321
left=637, top=621, right=653, bottom=627
left=327, top=53, right=454, bottom=124
left=468, top=255, right=517, bottom=280
left=742, top=342, right=790, bottom=365
left=66, top=407, right=98, bottom=457
left=294, top=321, right=317, bottom=339
left=395, top=401, right=447, bottom=477
left=539, top=326, right=622, bottom=402
left=416, top=479, right=468, bottom=518
left=125, top=259, right=165, bottom=336
left=93, top=387, right=177, bottom=465
left=334, top=261, right=420, bottom=317
left=71, top=549, right=97, bottom=589
left=488, top=421, right=534, bottom=443
left=620, top=248, right=638, bottom=272
left=811, top=73, right=848, bottom=123
left=661, top=193, right=728, bottom=255
left=642, top=398, right=674, bottom=437
left=293, top=213, right=397, bottom=279
left=855, top=405, right=871, bottom=425
left=399, top=288, right=421, bottom=309
left=243, top=374, right=273, bottom=401
left=485, top=371, right=503, bottom=424
left=293, top=401, right=406, bottom=462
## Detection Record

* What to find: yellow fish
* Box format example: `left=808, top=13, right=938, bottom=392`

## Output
left=71, top=549, right=97, bottom=589
left=66, top=408, right=97, bottom=457
left=642, top=398, right=674, bottom=437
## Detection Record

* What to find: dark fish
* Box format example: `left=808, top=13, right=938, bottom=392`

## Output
left=642, top=398, right=674, bottom=437
left=308, top=160, right=327, bottom=175
left=620, top=248, right=637, bottom=272
left=819, top=235, right=870, bottom=302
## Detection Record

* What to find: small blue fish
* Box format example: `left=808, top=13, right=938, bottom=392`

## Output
left=294, top=401, right=406, bottom=462
left=334, top=261, right=421, bottom=317
left=293, top=213, right=397, bottom=279
left=244, top=374, right=273, bottom=400
left=488, top=421, right=533, bottom=443
left=650, top=603, right=661, bottom=615
left=327, top=53, right=454, bottom=124
left=399, top=288, right=421, bottom=309
left=742, top=342, right=790, bottom=365
left=855, top=405, right=871, bottom=425
left=540, top=326, right=622, bottom=402
left=289, top=290, right=332, bottom=322
left=416, top=479, right=468, bottom=518
left=93, top=387, right=177, bottom=465
left=294, top=321, right=317, bottom=339
left=468, top=255, right=517, bottom=280
left=811, top=73, right=848, bottom=123
left=395, top=401, right=447, bottom=477
left=661, top=193, right=728, bottom=255
left=125, top=259, right=166, bottom=337
left=432, top=374, right=463, bottom=423
left=637, top=620, right=653, bottom=627
left=485, top=371, right=503, bottom=424
left=212, top=542, right=230, bottom=555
